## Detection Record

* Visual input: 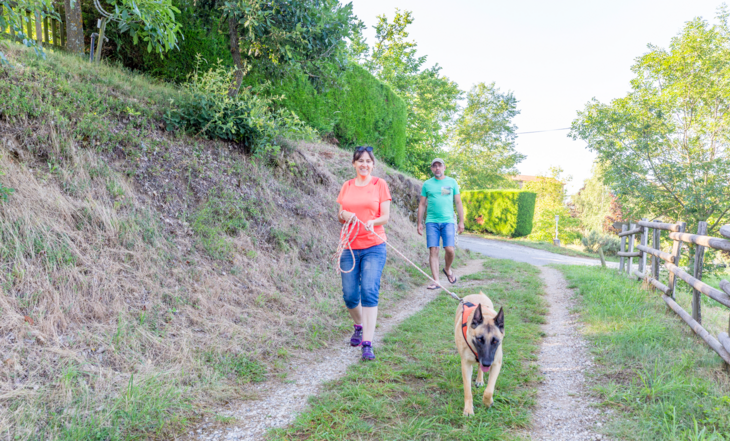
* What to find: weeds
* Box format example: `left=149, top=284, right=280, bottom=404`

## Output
left=557, top=265, right=730, bottom=440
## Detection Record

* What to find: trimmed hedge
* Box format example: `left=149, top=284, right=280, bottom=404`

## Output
left=252, top=64, right=407, bottom=166
left=461, top=190, right=536, bottom=237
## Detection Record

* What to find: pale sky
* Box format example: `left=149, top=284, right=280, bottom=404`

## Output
left=348, top=0, right=724, bottom=194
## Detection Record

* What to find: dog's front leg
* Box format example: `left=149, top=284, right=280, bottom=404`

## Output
left=483, top=346, right=503, bottom=408
left=461, top=358, right=474, bottom=416
left=475, top=367, right=484, bottom=388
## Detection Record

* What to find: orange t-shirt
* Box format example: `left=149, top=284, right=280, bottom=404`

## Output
left=337, top=177, right=392, bottom=250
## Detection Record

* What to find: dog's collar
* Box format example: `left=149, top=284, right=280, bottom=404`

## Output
left=461, top=301, right=480, bottom=362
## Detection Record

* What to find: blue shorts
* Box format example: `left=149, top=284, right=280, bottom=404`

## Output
left=426, top=222, right=456, bottom=248
left=339, top=243, right=387, bottom=309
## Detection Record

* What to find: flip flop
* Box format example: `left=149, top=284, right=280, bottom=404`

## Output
left=426, top=283, right=441, bottom=290
left=443, top=268, right=457, bottom=284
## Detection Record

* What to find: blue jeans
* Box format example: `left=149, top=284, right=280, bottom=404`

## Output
left=340, top=243, right=387, bottom=309
left=426, top=222, right=455, bottom=248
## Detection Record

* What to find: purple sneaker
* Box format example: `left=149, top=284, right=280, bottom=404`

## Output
left=361, top=341, right=375, bottom=361
left=350, top=324, right=363, bottom=347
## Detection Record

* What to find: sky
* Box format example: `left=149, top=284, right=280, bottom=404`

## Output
left=348, top=0, right=724, bottom=194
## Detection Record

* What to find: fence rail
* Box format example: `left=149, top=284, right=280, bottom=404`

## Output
left=615, top=219, right=730, bottom=365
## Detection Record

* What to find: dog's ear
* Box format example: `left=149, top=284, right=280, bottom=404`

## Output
left=471, top=304, right=484, bottom=328
left=494, top=307, right=504, bottom=333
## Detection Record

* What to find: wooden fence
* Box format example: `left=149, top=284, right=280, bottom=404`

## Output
left=616, top=219, right=730, bottom=364
left=0, top=3, right=66, bottom=50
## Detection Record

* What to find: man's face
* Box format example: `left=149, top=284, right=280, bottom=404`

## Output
left=431, top=162, right=445, bottom=178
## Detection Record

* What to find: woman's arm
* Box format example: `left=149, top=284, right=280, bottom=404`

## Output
left=365, top=201, right=390, bottom=230
left=338, top=204, right=356, bottom=224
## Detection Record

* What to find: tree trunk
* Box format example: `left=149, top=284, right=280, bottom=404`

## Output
left=64, top=0, right=84, bottom=55
left=228, top=16, right=244, bottom=98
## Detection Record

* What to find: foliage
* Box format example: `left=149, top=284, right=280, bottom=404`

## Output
left=0, top=0, right=60, bottom=59
left=106, top=0, right=232, bottom=82
left=580, top=230, right=621, bottom=256
left=523, top=167, right=581, bottom=243
left=573, top=162, right=625, bottom=233
left=254, top=63, right=407, bottom=165
left=571, top=12, right=730, bottom=234
left=221, top=0, right=357, bottom=93
left=0, top=171, right=13, bottom=203
left=355, top=9, right=461, bottom=178
left=461, top=190, right=536, bottom=237
left=101, top=0, right=182, bottom=56
left=164, top=57, right=317, bottom=157
left=449, top=82, right=524, bottom=190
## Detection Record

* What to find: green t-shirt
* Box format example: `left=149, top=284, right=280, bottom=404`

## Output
left=421, top=177, right=460, bottom=223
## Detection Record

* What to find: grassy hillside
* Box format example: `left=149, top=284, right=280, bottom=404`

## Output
left=0, top=41, right=434, bottom=439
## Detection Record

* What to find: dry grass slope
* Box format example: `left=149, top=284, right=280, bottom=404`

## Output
left=0, top=42, right=428, bottom=439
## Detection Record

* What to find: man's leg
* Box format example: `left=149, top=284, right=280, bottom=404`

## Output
left=429, top=246, right=441, bottom=283
left=444, top=246, right=455, bottom=276
left=444, top=223, right=456, bottom=282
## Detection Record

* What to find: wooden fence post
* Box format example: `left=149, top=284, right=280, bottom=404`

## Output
left=619, top=224, right=627, bottom=273
left=639, top=218, right=648, bottom=277
left=652, top=228, right=660, bottom=280
left=692, top=221, right=708, bottom=323
left=668, top=222, right=686, bottom=299
left=627, top=223, right=636, bottom=276
left=35, top=11, right=43, bottom=47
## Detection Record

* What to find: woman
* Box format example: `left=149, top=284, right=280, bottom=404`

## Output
left=337, top=145, right=391, bottom=361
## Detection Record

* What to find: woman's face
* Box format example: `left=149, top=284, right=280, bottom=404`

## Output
left=353, top=154, right=374, bottom=178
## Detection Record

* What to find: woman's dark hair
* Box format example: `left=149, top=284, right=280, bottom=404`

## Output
left=352, top=145, right=375, bottom=163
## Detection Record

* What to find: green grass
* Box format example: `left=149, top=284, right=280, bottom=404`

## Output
left=271, top=258, right=547, bottom=440
left=556, top=265, right=730, bottom=440
left=466, top=232, right=619, bottom=262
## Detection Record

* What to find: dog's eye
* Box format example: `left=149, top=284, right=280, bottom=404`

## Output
left=492, top=338, right=500, bottom=346
left=477, top=336, right=485, bottom=343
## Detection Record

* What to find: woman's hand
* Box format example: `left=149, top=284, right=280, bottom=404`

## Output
left=365, top=220, right=375, bottom=231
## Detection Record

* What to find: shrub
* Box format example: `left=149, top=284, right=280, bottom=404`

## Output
left=164, top=58, right=317, bottom=157
left=581, top=230, right=621, bottom=255
left=461, top=190, right=536, bottom=237
left=248, top=64, right=408, bottom=167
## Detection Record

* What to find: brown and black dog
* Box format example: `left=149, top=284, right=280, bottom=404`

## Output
left=453, top=293, right=504, bottom=416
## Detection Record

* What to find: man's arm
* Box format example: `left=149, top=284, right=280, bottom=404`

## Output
left=417, top=196, right=428, bottom=236
left=454, top=194, right=465, bottom=234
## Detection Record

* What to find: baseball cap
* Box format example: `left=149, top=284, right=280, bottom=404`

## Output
left=431, top=158, right=445, bottom=166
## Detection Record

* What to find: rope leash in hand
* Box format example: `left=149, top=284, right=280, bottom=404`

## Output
left=333, top=215, right=463, bottom=303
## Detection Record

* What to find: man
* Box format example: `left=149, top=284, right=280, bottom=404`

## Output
left=417, top=158, right=465, bottom=289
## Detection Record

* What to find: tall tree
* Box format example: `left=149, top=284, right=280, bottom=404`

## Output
left=357, top=9, right=461, bottom=177
left=571, top=12, right=730, bottom=233
left=221, top=0, right=356, bottom=96
left=448, top=82, right=524, bottom=190
left=573, top=162, right=625, bottom=233
left=64, top=0, right=84, bottom=55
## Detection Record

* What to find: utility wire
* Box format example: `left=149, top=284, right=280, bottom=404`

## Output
left=515, top=127, right=571, bottom=135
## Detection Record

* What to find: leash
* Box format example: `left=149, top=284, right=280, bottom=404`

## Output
left=334, top=215, right=463, bottom=303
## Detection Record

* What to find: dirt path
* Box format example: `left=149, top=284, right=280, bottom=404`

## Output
left=189, top=259, right=485, bottom=441
left=529, top=267, right=608, bottom=441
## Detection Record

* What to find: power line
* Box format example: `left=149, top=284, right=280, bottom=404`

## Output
left=515, top=127, right=571, bottom=135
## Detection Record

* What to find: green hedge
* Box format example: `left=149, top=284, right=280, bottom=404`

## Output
left=461, top=190, right=536, bottom=237
left=253, top=64, right=407, bottom=166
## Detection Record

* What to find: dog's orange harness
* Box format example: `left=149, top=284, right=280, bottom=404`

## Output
left=461, top=302, right=479, bottom=362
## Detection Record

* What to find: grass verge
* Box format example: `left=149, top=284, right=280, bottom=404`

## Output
left=271, top=257, right=547, bottom=440
left=466, top=232, right=619, bottom=262
left=556, top=265, right=730, bottom=440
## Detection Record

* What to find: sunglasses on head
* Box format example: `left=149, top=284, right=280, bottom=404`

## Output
left=356, top=146, right=373, bottom=152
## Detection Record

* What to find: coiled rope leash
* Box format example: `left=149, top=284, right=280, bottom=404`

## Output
left=334, top=215, right=463, bottom=303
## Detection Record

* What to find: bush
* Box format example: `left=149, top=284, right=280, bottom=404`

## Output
left=581, top=230, right=621, bottom=255
left=461, top=190, right=536, bottom=237
left=164, top=58, right=317, bottom=157
left=249, top=64, right=407, bottom=167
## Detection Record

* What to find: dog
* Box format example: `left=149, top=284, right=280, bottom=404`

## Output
left=453, top=293, right=504, bottom=416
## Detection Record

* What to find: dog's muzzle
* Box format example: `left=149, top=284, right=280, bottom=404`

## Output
left=480, top=364, right=491, bottom=372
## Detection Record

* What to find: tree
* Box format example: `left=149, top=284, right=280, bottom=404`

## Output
left=523, top=167, right=581, bottom=243
left=220, top=0, right=356, bottom=96
left=571, top=12, right=730, bottom=233
left=64, top=0, right=84, bottom=55
left=448, top=82, right=524, bottom=190
left=572, top=162, right=625, bottom=233
left=356, top=9, right=461, bottom=177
